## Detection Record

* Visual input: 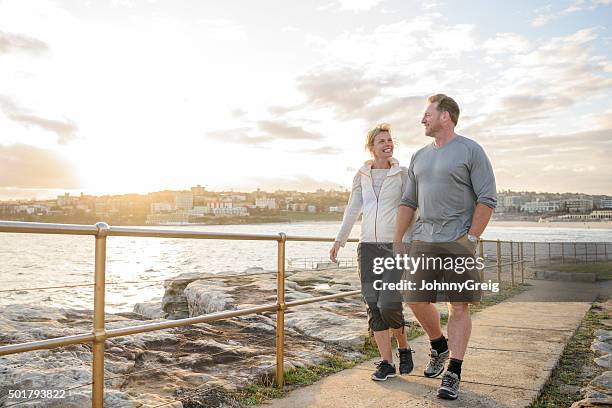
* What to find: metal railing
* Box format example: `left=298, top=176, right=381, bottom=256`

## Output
left=0, top=221, right=609, bottom=407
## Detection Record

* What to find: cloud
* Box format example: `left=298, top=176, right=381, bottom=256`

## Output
left=482, top=33, right=530, bottom=55
left=207, top=120, right=322, bottom=146
left=277, top=67, right=426, bottom=143
left=486, top=128, right=612, bottom=194
left=531, top=0, right=612, bottom=27
left=0, top=97, right=78, bottom=144
left=236, top=174, right=344, bottom=191
left=0, top=144, right=79, bottom=189
left=297, top=145, right=343, bottom=155
left=257, top=120, right=323, bottom=140
left=206, top=127, right=273, bottom=146
left=0, top=30, right=48, bottom=55
left=334, top=0, right=385, bottom=12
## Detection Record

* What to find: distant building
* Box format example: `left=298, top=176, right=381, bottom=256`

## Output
left=286, top=203, right=308, bottom=212
left=555, top=210, right=612, bottom=221
left=146, top=212, right=190, bottom=225
left=601, top=197, right=612, bottom=209
left=307, top=204, right=317, bottom=213
left=191, top=185, right=206, bottom=196
left=563, top=199, right=593, bottom=213
left=256, top=198, right=277, bottom=210
left=521, top=201, right=561, bottom=213
left=329, top=205, right=346, bottom=213
left=191, top=205, right=211, bottom=216
left=150, top=202, right=173, bottom=213
left=212, top=206, right=248, bottom=217
left=174, top=192, right=194, bottom=210
left=57, top=193, right=77, bottom=207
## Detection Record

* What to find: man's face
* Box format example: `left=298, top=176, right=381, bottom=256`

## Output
left=421, top=102, right=442, bottom=137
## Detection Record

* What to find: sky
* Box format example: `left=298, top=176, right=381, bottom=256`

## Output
left=0, top=0, right=611, bottom=200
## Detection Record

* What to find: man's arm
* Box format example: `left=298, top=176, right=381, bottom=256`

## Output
left=394, top=205, right=415, bottom=243
left=468, top=203, right=493, bottom=238
left=468, top=143, right=496, bottom=238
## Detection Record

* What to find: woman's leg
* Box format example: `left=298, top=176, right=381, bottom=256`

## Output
left=368, top=304, right=393, bottom=362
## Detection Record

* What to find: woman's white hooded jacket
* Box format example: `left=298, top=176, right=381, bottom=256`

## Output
left=335, top=157, right=411, bottom=246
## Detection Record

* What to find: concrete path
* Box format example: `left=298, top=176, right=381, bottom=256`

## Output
left=267, top=280, right=612, bottom=408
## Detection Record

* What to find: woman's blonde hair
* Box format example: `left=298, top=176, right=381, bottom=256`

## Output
left=365, top=123, right=391, bottom=152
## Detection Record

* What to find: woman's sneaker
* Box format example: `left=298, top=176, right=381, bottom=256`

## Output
left=371, top=360, right=396, bottom=381
left=437, top=370, right=460, bottom=400
left=424, top=348, right=449, bottom=377
left=398, top=348, right=415, bottom=374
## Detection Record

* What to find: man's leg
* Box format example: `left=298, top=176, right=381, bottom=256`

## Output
left=407, top=302, right=443, bottom=340
left=436, top=302, right=471, bottom=400
left=446, top=302, right=471, bottom=368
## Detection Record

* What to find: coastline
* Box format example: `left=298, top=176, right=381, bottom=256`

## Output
left=489, top=220, right=612, bottom=230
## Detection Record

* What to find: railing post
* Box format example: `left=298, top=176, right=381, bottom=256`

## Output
left=520, top=242, right=524, bottom=284
left=605, top=242, right=608, bottom=262
left=510, top=241, right=515, bottom=287
left=276, top=233, right=287, bottom=388
left=93, top=222, right=110, bottom=408
left=561, top=242, right=565, bottom=264
left=478, top=240, right=484, bottom=282
left=595, top=242, right=598, bottom=262
left=496, top=240, right=502, bottom=284
left=585, top=242, right=588, bottom=263
left=574, top=242, right=577, bottom=264
left=533, top=241, right=537, bottom=266
left=548, top=242, right=551, bottom=264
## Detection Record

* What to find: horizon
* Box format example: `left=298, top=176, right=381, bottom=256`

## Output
left=0, top=186, right=610, bottom=203
left=1, top=0, right=611, bottom=200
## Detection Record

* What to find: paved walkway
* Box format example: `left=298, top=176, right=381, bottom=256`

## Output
left=267, top=280, right=611, bottom=408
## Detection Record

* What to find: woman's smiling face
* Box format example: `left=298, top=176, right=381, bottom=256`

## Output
left=370, top=131, right=394, bottom=160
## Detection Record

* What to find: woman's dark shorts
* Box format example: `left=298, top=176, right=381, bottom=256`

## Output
left=358, top=242, right=405, bottom=332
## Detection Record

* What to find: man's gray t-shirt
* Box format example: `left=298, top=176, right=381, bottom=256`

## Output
left=400, top=135, right=497, bottom=243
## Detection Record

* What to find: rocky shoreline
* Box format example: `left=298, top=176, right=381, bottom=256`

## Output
left=0, top=267, right=375, bottom=407
left=571, top=300, right=612, bottom=407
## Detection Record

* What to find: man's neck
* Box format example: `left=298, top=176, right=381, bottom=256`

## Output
left=433, top=129, right=456, bottom=148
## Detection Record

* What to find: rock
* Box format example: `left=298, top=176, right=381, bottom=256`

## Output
left=584, top=389, right=611, bottom=399
left=594, top=354, right=611, bottom=369
left=592, top=341, right=612, bottom=355
left=134, top=299, right=166, bottom=319
left=570, top=397, right=612, bottom=407
left=595, top=329, right=612, bottom=343
left=185, top=280, right=235, bottom=316
left=162, top=272, right=212, bottom=319
left=0, top=265, right=486, bottom=407
left=589, top=371, right=612, bottom=393
left=559, top=384, right=582, bottom=395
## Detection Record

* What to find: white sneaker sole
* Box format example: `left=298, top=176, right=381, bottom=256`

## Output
left=371, top=373, right=397, bottom=381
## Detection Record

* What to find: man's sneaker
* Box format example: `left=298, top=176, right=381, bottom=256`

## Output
left=371, top=360, right=396, bottom=381
left=424, top=348, right=449, bottom=378
left=398, top=348, right=414, bottom=375
left=437, top=371, right=460, bottom=400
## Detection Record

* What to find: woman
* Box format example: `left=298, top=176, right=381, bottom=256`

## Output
left=329, top=123, right=413, bottom=381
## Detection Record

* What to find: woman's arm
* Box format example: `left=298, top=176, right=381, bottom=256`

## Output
left=330, top=172, right=363, bottom=262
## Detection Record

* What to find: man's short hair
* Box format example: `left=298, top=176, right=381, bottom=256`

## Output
left=428, top=94, right=460, bottom=126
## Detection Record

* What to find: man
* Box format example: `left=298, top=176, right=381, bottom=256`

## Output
left=393, top=94, right=496, bottom=400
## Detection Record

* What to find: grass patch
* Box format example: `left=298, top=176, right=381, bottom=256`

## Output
left=534, top=261, right=612, bottom=280
left=531, top=301, right=609, bottom=408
